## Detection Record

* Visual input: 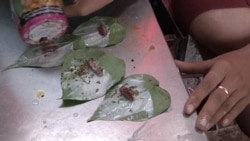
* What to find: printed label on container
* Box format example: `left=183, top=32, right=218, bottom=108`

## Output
left=10, top=0, right=68, bottom=45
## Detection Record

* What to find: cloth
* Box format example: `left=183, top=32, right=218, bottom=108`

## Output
left=169, top=0, right=250, bottom=33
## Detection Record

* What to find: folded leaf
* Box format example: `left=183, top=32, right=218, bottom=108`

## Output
left=4, top=35, right=77, bottom=70
left=73, top=16, right=126, bottom=48
left=88, top=74, right=171, bottom=122
left=61, top=49, right=126, bottom=101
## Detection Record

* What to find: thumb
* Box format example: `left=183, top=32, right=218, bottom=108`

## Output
left=175, top=59, right=215, bottom=74
left=63, top=4, right=86, bottom=17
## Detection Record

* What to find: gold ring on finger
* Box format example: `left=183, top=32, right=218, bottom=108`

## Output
left=218, top=85, right=229, bottom=96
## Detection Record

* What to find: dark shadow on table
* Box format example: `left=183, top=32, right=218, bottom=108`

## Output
left=60, top=100, right=87, bottom=107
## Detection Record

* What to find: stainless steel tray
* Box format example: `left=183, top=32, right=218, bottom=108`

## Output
left=0, top=0, right=208, bottom=141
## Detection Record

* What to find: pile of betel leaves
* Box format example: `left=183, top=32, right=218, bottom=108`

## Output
left=4, top=16, right=171, bottom=122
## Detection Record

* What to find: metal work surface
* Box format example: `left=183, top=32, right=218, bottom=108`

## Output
left=0, top=0, right=208, bottom=141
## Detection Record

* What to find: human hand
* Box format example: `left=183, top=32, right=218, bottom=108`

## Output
left=175, top=44, right=250, bottom=131
left=63, top=0, right=113, bottom=17
left=21, top=0, right=32, bottom=7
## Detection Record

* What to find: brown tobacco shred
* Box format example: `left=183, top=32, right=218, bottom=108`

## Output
left=119, top=85, right=139, bottom=101
left=97, top=23, right=108, bottom=36
left=75, top=61, right=88, bottom=77
left=42, top=45, right=58, bottom=53
left=87, top=58, right=103, bottom=76
left=39, top=37, right=48, bottom=44
left=74, top=58, right=103, bottom=78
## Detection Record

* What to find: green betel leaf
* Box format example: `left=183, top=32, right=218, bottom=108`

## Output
left=108, top=22, right=126, bottom=46
left=61, top=49, right=126, bottom=101
left=73, top=16, right=125, bottom=48
left=3, top=34, right=77, bottom=70
left=88, top=74, right=171, bottom=122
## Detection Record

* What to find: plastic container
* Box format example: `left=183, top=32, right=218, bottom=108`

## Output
left=10, top=0, right=69, bottom=45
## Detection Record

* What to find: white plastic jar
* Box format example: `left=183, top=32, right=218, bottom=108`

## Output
left=10, top=0, right=69, bottom=45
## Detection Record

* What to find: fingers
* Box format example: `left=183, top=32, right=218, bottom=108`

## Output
left=63, top=0, right=113, bottom=17
left=184, top=61, right=229, bottom=115
left=190, top=61, right=250, bottom=131
left=208, top=84, right=249, bottom=128
left=212, top=90, right=247, bottom=127
left=176, top=49, right=250, bottom=132
left=175, top=60, right=213, bottom=74
left=195, top=74, right=240, bottom=130
left=221, top=96, right=250, bottom=127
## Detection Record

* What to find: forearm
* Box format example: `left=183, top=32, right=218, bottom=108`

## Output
left=64, top=0, right=114, bottom=17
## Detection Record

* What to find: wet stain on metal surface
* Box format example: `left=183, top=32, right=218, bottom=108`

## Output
left=148, top=45, right=155, bottom=51
left=32, top=99, right=39, bottom=105
left=177, top=133, right=198, bottom=141
left=36, top=90, right=45, bottom=98
left=132, top=25, right=140, bottom=31
left=73, top=113, right=79, bottom=117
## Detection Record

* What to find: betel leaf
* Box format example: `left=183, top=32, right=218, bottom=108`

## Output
left=61, top=49, right=126, bottom=101
left=88, top=74, right=171, bottom=122
left=73, top=16, right=125, bottom=48
left=3, top=34, right=77, bottom=70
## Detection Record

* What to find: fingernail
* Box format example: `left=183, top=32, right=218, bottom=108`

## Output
left=187, top=87, right=194, bottom=95
left=206, top=123, right=211, bottom=130
left=199, top=116, right=208, bottom=130
left=186, top=104, right=194, bottom=114
left=222, top=119, right=230, bottom=127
